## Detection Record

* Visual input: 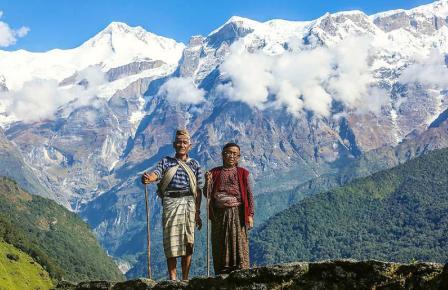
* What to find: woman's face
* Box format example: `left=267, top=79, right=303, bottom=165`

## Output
left=222, top=146, right=240, bottom=168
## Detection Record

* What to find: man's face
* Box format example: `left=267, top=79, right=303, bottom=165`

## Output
left=222, top=146, right=240, bottom=167
left=173, top=135, right=192, bottom=155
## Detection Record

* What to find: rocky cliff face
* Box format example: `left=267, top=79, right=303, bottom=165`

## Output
left=55, top=260, right=448, bottom=290
left=0, top=127, right=50, bottom=198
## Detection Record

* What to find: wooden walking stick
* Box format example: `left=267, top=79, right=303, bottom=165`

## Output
left=206, top=172, right=211, bottom=277
left=144, top=183, right=152, bottom=279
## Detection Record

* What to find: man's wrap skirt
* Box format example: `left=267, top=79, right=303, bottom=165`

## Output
left=162, top=195, right=196, bottom=258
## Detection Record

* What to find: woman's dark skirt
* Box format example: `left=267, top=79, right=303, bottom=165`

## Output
left=211, top=206, right=249, bottom=274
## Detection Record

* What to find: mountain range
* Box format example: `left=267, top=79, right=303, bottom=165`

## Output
left=1, top=0, right=448, bottom=277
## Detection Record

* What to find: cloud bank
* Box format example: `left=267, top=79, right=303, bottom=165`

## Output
left=0, top=11, right=30, bottom=47
left=399, top=49, right=448, bottom=89
left=0, top=66, right=107, bottom=123
left=158, top=77, right=205, bottom=105
left=217, top=37, right=388, bottom=117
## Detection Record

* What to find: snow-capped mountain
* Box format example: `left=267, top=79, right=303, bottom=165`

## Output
left=0, top=22, right=184, bottom=91
left=1, top=0, right=448, bottom=276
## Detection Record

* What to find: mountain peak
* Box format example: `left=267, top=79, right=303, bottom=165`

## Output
left=103, top=21, right=134, bottom=32
left=99, top=22, right=149, bottom=37
left=372, top=0, right=448, bottom=20
left=371, top=0, right=448, bottom=34
left=208, top=16, right=262, bottom=36
left=226, top=16, right=257, bottom=24
left=309, top=9, right=375, bottom=42
left=82, top=22, right=185, bottom=66
left=331, top=10, right=367, bottom=17
left=313, top=9, right=368, bottom=23
left=411, top=0, right=448, bottom=17
left=90, top=22, right=150, bottom=43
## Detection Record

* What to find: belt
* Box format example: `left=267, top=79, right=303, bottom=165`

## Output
left=165, top=190, right=193, bottom=198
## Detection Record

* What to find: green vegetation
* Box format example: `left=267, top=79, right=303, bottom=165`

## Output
left=251, top=147, right=448, bottom=265
left=0, top=177, right=124, bottom=283
left=0, top=239, right=53, bottom=290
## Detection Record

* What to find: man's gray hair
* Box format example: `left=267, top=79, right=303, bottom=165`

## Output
left=174, top=129, right=191, bottom=142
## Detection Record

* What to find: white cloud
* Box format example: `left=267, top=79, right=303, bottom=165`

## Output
left=158, top=77, right=205, bottom=105
left=217, top=37, right=387, bottom=118
left=270, top=80, right=303, bottom=117
left=217, top=45, right=275, bottom=109
left=0, top=12, right=29, bottom=47
left=61, top=66, right=108, bottom=110
left=399, top=49, right=448, bottom=89
left=0, top=79, right=61, bottom=122
left=0, top=22, right=17, bottom=47
left=0, top=66, right=107, bottom=123
left=16, top=26, right=30, bottom=38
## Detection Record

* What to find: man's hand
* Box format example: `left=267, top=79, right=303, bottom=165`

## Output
left=141, top=172, right=152, bottom=184
left=248, top=216, right=254, bottom=230
left=204, top=171, right=212, bottom=197
left=195, top=211, right=202, bottom=230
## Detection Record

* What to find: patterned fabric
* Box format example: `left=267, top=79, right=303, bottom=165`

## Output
left=154, top=156, right=203, bottom=191
left=209, top=166, right=255, bottom=217
left=162, top=195, right=196, bottom=258
left=211, top=206, right=249, bottom=274
left=214, top=167, right=242, bottom=208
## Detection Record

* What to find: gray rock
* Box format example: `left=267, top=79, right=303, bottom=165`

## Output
left=55, top=260, right=447, bottom=290
left=107, top=61, right=165, bottom=82
left=75, top=280, right=116, bottom=290
left=439, top=263, right=448, bottom=290
left=112, top=278, right=156, bottom=290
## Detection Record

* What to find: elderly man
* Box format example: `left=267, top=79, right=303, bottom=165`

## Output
left=205, top=142, right=254, bottom=275
left=142, top=129, right=202, bottom=280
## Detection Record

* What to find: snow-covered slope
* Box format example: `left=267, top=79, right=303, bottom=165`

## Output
left=0, top=22, right=184, bottom=129
left=0, top=22, right=184, bottom=91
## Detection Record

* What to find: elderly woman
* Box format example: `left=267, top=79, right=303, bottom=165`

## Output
left=142, top=129, right=202, bottom=280
left=205, top=142, right=255, bottom=274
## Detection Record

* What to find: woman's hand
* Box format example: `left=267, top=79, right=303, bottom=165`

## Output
left=248, top=216, right=254, bottom=230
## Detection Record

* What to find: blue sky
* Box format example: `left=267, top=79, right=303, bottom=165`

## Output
left=0, top=0, right=436, bottom=51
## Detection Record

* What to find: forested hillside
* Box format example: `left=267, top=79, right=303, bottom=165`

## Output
left=251, top=148, right=448, bottom=265
left=0, top=177, right=124, bottom=283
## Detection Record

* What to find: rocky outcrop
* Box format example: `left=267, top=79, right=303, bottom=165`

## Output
left=54, top=260, right=448, bottom=290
